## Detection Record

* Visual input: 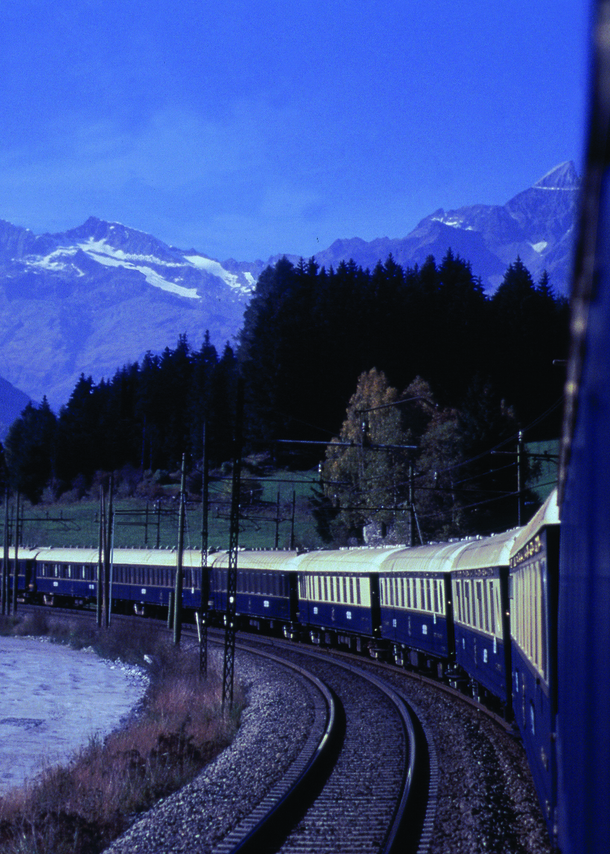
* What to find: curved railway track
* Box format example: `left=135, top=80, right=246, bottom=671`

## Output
left=222, top=638, right=428, bottom=854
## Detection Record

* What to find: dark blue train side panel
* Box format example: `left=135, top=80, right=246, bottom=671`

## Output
left=512, top=647, right=557, bottom=834
left=454, top=624, right=508, bottom=701
left=299, top=598, right=375, bottom=638
left=509, top=496, right=560, bottom=844
left=379, top=572, right=453, bottom=660
left=6, top=556, right=37, bottom=600
left=297, top=571, right=377, bottom=640
left=34, top=557, right=98, bottom=604
left=452, top=565, right=511, bottom=705
left=211, top=566, right=297, bottom=627
left=556, top=8, right=610, bottom=853
left=381, top=608, right=450, bottom=657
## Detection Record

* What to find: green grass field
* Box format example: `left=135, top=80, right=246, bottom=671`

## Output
left=5, top=470, right=325, bottom=552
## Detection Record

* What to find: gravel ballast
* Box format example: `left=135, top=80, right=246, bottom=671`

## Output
left=104, top=644, right=554, bottom=854
left=103, top=648, right=318, bottom=854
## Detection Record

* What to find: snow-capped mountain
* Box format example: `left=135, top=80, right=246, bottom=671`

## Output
left=0, top=163, right=578, bottom=413
left=312, top=162, right=579, bottom=293
left=0, top=217, right=265, bottom=408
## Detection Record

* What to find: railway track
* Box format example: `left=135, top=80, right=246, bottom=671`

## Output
left=222, top=638, right=429, bottom=854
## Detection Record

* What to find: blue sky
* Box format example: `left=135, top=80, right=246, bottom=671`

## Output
left=0, top=0, right=591, bottom=262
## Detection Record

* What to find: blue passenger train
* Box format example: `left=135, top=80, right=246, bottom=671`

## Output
left=2, top=490, right=561, bottom=843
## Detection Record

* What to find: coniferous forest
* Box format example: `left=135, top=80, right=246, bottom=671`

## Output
left=1, top=251, right=569, bottom=543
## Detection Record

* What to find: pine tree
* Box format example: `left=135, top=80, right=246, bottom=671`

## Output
left=4, top=398, right=57, bottom=503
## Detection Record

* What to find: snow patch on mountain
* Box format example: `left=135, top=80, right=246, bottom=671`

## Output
left=79, top=237, right=184, bottom=270
left=25, top=247, right=84, bottom=276
left=184, top=255, right=250, bottom=294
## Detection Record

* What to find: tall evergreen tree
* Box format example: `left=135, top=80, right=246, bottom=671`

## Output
left=5, top=398, right=57, bottom=503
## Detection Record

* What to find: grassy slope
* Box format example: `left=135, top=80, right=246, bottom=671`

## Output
left=12, top=470, right=324, bottom=552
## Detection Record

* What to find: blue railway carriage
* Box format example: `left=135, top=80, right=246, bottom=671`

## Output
left=34, top=547, right=99, bottom=606
left=294, top=547, right=396, bottom=651
left=509, top=490, right=560, bottom=845
left=208, top=550, right=299, bottom=634
left=34, top=547, right=205, bottom=613
left=376, top=542, right=466, bottom=671
left=450, top=529, right=519, bottom=709
left=4, top=547, right=40, bottom=602
left=111, top=549, right=204, bottom=614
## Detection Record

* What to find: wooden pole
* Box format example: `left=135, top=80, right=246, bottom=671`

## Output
left=199, top=422, right=210, bottom=677
left=222, top=379, right=244, bottom=712
left=1, top=489, right=8, bottom=615
left=173, top=453, right=186, bottom=645
left=11, top=492, right=19, bottom=614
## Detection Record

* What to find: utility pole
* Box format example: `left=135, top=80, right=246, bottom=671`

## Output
left=199, top=422, right=210, bottom=677
left=103, top=476, right=114, bottom=629
left=222, top=378, right=244, bottom=712
left=409, top=461, right=415, bottom=547
left=11, top=492, right=20, bottom=614
left=517, top=431, right=524, bottom=526
left=1, top=490, right=8, bottom=615
left=173, top=453, right=186, bottom=645
left=97, top=486, right=105, bottom=627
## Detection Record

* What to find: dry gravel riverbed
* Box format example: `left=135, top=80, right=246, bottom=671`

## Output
left=0, top=635, right=147, bottom=795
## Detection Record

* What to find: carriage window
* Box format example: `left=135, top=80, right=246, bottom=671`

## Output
left=349, top=576, right=354, bottom=604
left=323, top=576, right=328, bottom=601
left=434, top=580, right=439, bottom=613
left=474, top=581, right=480, bottom=627
left=343, top=577, right=348, bottom=603
left=483, top=581, right=490, bottom=632
left=464, top=582, right=471, bottom=624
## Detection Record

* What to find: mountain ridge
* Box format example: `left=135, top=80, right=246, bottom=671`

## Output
left=310, top=161, right=578, bottom=291
left=0, top=162, right=578, bottom=412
